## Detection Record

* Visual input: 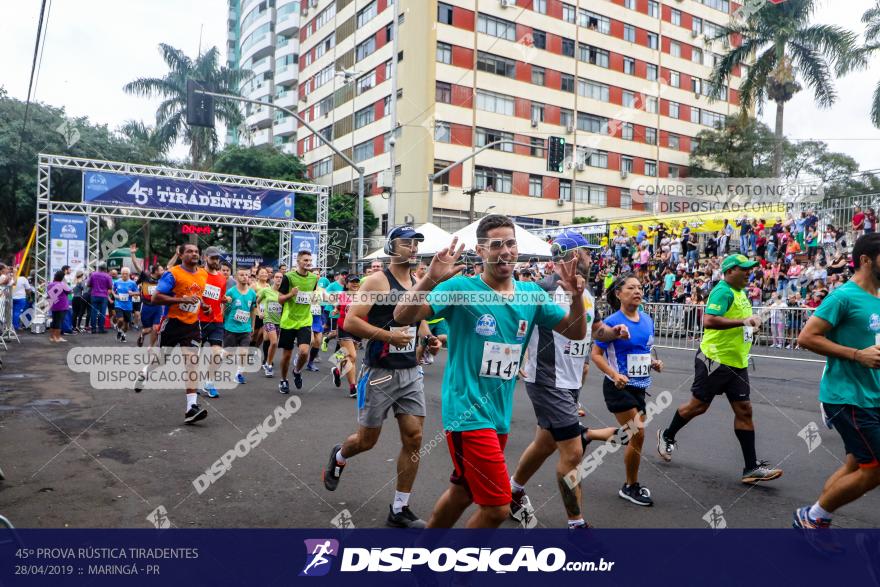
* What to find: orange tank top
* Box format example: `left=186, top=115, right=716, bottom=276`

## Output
left=166, top=265, right=208, bottom=324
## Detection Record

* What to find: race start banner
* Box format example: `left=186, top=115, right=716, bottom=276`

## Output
left=49, top=213, right=87, bottom=276
left=82, top=171, right=297, bottom=220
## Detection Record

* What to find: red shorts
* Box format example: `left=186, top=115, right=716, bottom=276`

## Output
left=445, top=429, right=510, bottom=507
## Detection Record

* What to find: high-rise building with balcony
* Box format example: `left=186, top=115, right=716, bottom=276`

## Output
left=232, top=0, right=749, bottom=233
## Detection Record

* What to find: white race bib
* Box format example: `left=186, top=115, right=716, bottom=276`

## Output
left=480, top=342, right=522, bottom=380
left=268, top=302, right=282, bottom=315
left=179, top=302, right=199, bottom=313
left=311, top=305, right=322, bottom=316
left=147, top=286, right=157, bottom=296
left=626, top=353, right=651, bottom=378
left=115, top=293, right=129, bottom=302
left=743, top=326, right=754, bottom=342
left=295, top=292, right=311, bottom=305
left=233, top=309, right=250, bottom=323
left=203, top=284, right=221, bottom=301
left=132, top=293, right=140, bottom=301
left=875, top=333, right=880, bottom=346
left=568, top=339, right=590, bottom=358
left=389, top=326, right=416, bottom=354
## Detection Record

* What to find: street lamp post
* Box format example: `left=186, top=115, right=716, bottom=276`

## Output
left=427, top=139, right=533, bottom=224
left=194, top=89, right=367, bottom=270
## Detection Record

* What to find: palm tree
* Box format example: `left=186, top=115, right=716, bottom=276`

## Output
left=857, top=1, right=880, bottom=127
left=709, top=0, right=857, bottom=177
left=124, top=44, right=249, bottom=169
left=118, top=120, right=165, bottom=163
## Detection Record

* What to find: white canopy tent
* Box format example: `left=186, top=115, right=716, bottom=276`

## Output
left=364, top=222, right=454, bottom=259
left=450, top=219, right=553, bottom=258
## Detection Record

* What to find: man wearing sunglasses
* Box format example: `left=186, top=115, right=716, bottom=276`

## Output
left=394, top=215, right=588, bottom=529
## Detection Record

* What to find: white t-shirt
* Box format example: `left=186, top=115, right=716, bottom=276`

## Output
left=12, top=276, right=32, bottom=299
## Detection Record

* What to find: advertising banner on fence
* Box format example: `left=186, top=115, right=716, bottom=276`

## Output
left=82, top=171, right=297, bottom=220
left=292, top=231, right=319, bottom=254
left=49, top=213, right=87, bottom=276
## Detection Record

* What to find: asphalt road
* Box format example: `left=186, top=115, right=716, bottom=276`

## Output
left=0, top=331, right=875, bottom=529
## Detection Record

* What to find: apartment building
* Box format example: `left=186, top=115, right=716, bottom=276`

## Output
left=235, top=0, right=748, bottom=232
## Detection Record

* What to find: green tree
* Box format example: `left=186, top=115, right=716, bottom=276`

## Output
left=123, top=44, right=249, bottom=169
left=690, top=115, right=777, bottom=178
left=855, top=2, right=880, bottom=127
left=572, top=216, right=599, bottom=224
left=709, top=0, right=857, bottom=176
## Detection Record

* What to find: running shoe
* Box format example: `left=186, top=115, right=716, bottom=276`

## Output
left=321, top=338, right=328, bottom=352
left=618, top=482, right=653, bottom=506
left=265, top=364, right=274, bottom=378
left=137, top=334, right=144, bottom=347
left=656, top=429, right=676, bottom=462
left=313, top=356, right=322, bottom=363
left=386, top=505, right=427, bottom=529
left=278, top=379, right=290, bottom=394
left=509, top=489, right=533, bottom=521
left=332, top=366, right=341, bottom=387
left=323, top=443, right=345, bottom=491
left=793, top=506, right=831, bottom=529
left=293, top=370, right=303, bottom=389
left=120, top=333, right=126, bottom=343
left=305, top=363, right=319, bottom=372
left=116, top=329, right=122, bottom=342
left=793, top=506, right=844, bottom=555
left=417, top=366, right=424, bottom=377
left=261, top=363, right=270, bottom=377
left=742, top=461, right=783, bottom=484
left=348, top=385, right=357, bottom=398
left=236, top=371, right=246, bottom=385
left=202, top=383, right=220, bottom=399
left=184, top=404, right=208, bottom=424
left=134, top=367, right=147, bottom=393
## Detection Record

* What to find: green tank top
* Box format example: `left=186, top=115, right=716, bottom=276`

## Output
left=259, top=287, right=282, bottom=325
left=700, top=280, right=752, bottom=369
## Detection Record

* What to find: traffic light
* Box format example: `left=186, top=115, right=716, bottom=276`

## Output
left=547, top=136, right=565, bottom=173
left=186, top=79, right=215, bottom=128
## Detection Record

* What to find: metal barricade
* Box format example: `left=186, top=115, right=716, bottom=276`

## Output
left=0, top=285, right=21, bottom=351
left=594, top=300, right=821, bottom=362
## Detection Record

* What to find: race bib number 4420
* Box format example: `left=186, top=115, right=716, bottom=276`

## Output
left=480, top=342, right=522, bottom=380
left=626, top=354, right=651, bottom=378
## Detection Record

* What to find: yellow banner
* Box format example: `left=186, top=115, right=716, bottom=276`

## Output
left=610, top=203, right=787, bottom=236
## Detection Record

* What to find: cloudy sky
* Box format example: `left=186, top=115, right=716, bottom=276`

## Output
left=2, top=0, right=879, bottom=168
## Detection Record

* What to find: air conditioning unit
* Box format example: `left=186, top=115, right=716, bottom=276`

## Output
left=500, top=0, right=515, bottom=7
left=576, top=163, right=586, bottom=172
left=310, top=0, right=318, bottom=7
left=556, top=199, right=565, bottom=206
left=531, top=118, right=539, bottom=128
left=404, top=214, right=415, bottom=224
left=694, top=91, right=701, bottom=99
left=566, top=123, right=575, bottom=134
left=691, top=30, right=699, bottom=38
left=302, top=8, right=308, bottom=16
left=620, top=170, right=629, bottom=179
left=441, top=184, right=449, bottom=193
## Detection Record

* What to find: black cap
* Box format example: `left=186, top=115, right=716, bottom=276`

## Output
left=387, top=225, right=425, bottom=242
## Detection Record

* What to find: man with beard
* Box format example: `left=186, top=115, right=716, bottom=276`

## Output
left=509, top=230, right=630, bottom=528
left=200, top=247, right=229, bottom=398
left=394, top=215, right=588, bottom=529
left=322, top=226, right=441, bottom=529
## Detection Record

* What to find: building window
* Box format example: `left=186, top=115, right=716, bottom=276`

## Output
left=671, top=9, right=682, bottom=26
left=646, top=96, right=658, bottom=113
left=668, top=134, right=680, bottom=150
left=532, top=30, right=546, bottom=50
left=622, top=91, right=636, bottom=108
left=579, top=44, right=610, bottom=68
left=355, top=106, right=375, bottom=129
left=438, top=2, right=453, bottom=25
left=579, top=10, right=610, bottom=34
left=562, top=37, right=575, bottom=57
left=580, top=79, right=610, bottom=102
left=354, top=141, right=375, bottom=162
left=356, top=71, right=376, bottom=94
left=622, top=122, right=634, bottom=141
left=561, top=74, right=575, bottom=92
left=476, top=128, right=514, bottom=152
left=433, top=160, right=452, bottom=184
left=668, top=165, right=680, bottom=178
left=692, top=48, right=704, bottom=64
left=621, top=157, right=634, bottom=173
left=318, top=125, right=333, bottom=142
left=533, top=0, right=547, bottom=14
left=434, top=121, right=451, bottom=143
left=645, top=128, right=657, bottom=145
left=529, top=175, right=543, bottom=197
left=691, top=107, right=701, bottom=124
left=702, top=110, right=725, bottom=128
left=356, top=37, right=377, bottom=61
left=357, top=1, right=378, bottom=27
left=623, top=57, right=635, bottom=75
left=477, top=14, right=516, bottom=41
left=624, top=24, right=636, bottom=42
left=436, top=81, right=452, bottom=103
left=562, top=3, right=576, bottom=23
left=646, top=64, right=658, bottom=81
left=645, top=160, right=657, bottom=176
left=670, top=41, right=681, bottom=58
left=669, top=71, right=680, bottom=87
left=647, top=32, right=658, bottom=50
left=560, top=180, right=572, bottom=202
left=621, top=190, right=632, bottom=209
left=384, top=95, right=391, bottom=113
left=476, top=89, right=515, bottom=115
left=648, top=0, right=660, bottom=18
left=586, top=150, right=608, bottom=168
left=692, top=17, right=703, bottom=35
left=530, top=137, right=545, bottom=157
left=477, top=52, right=516, bottom=77
left=313, top=157, right=332, bottom=178
left=436, top=42, right=452, bottom=64
left=475, top=167, right=513, bottom=193
left=669, top=101, right=680, bottom=119
left=318, top=95, right=333, bottom=117
left=531, top=103, right=545, bottom=122
left=576, top=182, right=606, bottom=205
left=578, top=113, right=608, bottom=133
left=560, top=109, right=573, bottom=129
left=624, top=0, right=636, bottom=9
left=532, top=66, right=545, bottom=86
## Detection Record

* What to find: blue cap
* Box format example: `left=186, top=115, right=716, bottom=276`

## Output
left=552, top=230, right=599, bottom=257
left=387, top=225, right=424, bottom=242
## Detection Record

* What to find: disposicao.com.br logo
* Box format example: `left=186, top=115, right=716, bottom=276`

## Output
left=300, top=541, right=615, bottom=575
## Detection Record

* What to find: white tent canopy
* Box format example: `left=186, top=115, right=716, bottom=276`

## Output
left=450, top=220, right=552, bottom=258
left=364, top=222, right=454, bottom=259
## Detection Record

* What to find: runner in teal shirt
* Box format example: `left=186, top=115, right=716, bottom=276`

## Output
left=224, top=285, right=257, bottom=334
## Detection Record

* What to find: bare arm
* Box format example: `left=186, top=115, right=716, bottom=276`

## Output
left=344, top=272, right=393, bottom=343
left=591, top=343, right=619, bottom=379
left=552, top=293, right=587, bottom=340
left=798, top=315, right=880, bottom=367
left=393, top=275, right=437, bottom=325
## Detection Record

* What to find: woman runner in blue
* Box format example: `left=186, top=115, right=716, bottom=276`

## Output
left=592, top=275, right=663, bottom=506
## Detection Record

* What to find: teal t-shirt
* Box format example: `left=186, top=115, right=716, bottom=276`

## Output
left=325, top=281, right=344, bottom=314
left=663, top=273, right=675, bottom=291
left=427, top=275, right=565, bottom=434
left=224, top=287, right=257, bottom=333
left=814, top=280, right=880, bottom=408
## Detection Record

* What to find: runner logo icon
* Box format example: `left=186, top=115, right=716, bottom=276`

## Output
left=300, top=539, right=340, bottom=577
